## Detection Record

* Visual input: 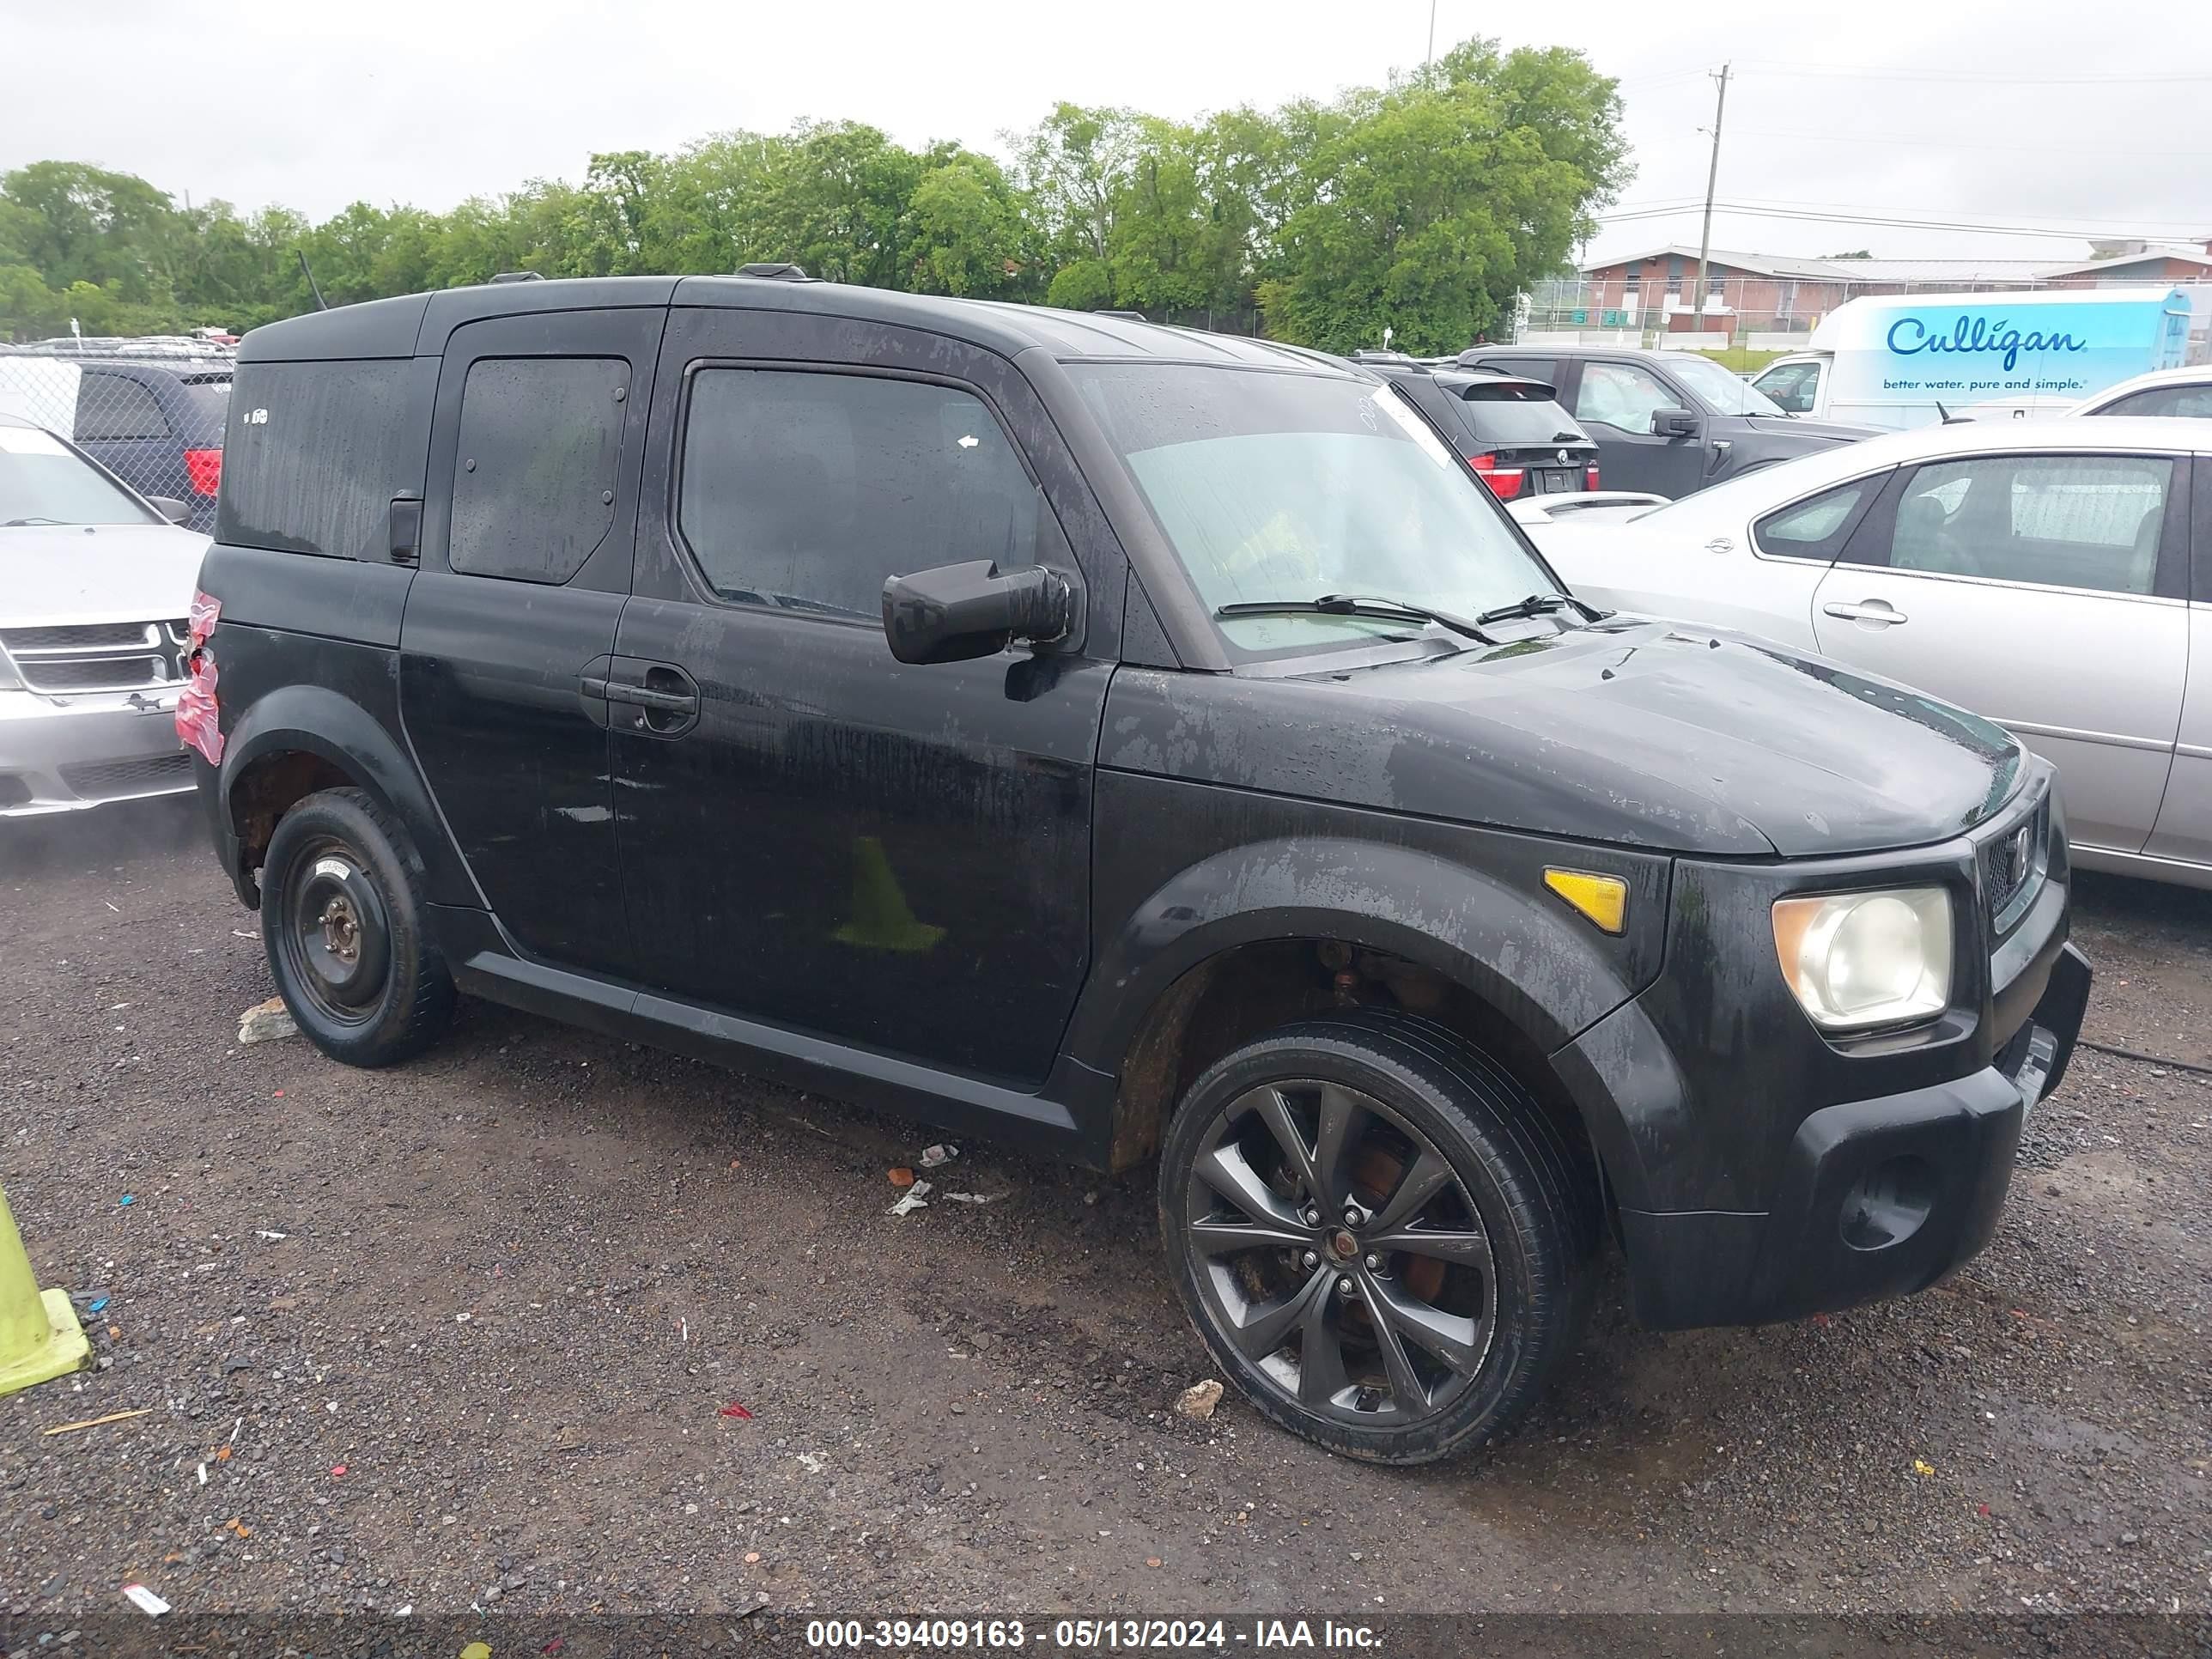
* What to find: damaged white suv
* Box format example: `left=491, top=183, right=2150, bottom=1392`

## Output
left=0, top=414, right=209, bottom=817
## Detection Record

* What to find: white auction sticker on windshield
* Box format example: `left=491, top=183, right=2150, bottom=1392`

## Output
left=0, top=426, right=70, bottom=456
left=1368, top=386, right=1458, bottom=471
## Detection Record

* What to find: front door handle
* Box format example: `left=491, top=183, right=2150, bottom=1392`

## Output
left=1823, top=600, right=1908, bottom=627
left=599, top=681, right=697, bottom=714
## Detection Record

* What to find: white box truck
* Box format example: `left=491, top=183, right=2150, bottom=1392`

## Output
left=1748, top=287, right=2192, bottom=430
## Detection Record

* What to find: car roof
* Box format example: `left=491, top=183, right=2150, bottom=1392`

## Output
left=236, top=274, right=1350, bottom=374
left=0, top=351, right=230, bottom=383
left=1638, top=416, right=2212, bottom=521
left=1465, top=344, right=1668, bottom=362
left=2083, top=363, right=2212, bottom=401
left=1436, top=370, right=1561, bottom=397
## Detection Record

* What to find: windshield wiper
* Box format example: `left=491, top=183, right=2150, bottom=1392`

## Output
left=1474, top=592, right=1612, bottom=627
left=1215, top=592, right=1498, bottom=645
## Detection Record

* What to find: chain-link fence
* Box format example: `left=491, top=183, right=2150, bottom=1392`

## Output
left=0, top=337, right=235, bottom=532
left=1522, top=276, right=2212, bottom=361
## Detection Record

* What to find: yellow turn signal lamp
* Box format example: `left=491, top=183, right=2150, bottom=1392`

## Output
left=1543, top=868, right=1628, bottom=935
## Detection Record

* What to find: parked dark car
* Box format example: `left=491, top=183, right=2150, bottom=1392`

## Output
left=1452, top=343, right=1875, bottom=498
left=1363, top=356, right=1601, bottom=499
left=0, top=350, right=230, bottom=530
left=187, top=276, right=2088, bottom=1465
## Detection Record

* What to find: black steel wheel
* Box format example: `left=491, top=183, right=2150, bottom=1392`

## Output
left=261, top=787, right=455, bottom=1068
left=275, top=838, right=392, bottom=1025
left=1159, top=1011, right=1599, bottom=1464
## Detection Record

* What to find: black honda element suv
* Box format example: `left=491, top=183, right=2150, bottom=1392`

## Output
left=186, top=274, right=2089, bottom=1465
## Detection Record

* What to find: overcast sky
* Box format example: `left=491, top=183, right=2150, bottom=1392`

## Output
left=5, top=0, right=2208, bottom=268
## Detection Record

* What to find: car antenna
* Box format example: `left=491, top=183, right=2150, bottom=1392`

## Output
left=295, top=249, right=330, bottom=311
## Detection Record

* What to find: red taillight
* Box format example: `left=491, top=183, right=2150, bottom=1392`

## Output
left=1586, top=463, right=1601, bottom=490
left=185, top=447, right=222, bottom=497
left=1468, top=453, right=1523, bottom=501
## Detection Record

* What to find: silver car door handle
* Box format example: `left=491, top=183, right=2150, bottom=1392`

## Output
left=1823, top=601, right=1907, bottom=626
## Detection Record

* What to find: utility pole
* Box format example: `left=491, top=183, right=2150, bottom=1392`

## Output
left=1425, top=0, right=1437, bottom=79
left=1692, top=63, right=1731, bottom=337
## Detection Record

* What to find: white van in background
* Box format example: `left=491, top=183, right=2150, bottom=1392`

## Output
left=1750, top=287, right=2193, bottom=430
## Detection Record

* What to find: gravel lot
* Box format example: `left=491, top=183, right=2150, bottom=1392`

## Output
left=3, top=799, right=2209, bottom=1638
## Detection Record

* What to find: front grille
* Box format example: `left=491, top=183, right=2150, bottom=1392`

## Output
left=21, top=655, right=169, bottom=691
left=1, top=618, right=189, bottom=694
left=1982, top=793, right=2051, bottom=932
left=60, top=751, right=193, bottom=799
left=3, top=622, right=155, bottom=651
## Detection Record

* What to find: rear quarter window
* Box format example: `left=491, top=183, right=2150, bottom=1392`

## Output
left=218, top=359, right=434, bottom=558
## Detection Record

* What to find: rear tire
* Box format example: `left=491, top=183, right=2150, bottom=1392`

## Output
left=261, top=787, right=455, bottom=1068
left=1157, top=1009, right=1600, bottom=1465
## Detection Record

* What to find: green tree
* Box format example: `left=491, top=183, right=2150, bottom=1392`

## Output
left=904, top=149, right=1030, bottom=298
left=0, top=36, right=1628, bottom=347
left=1259, top=40, right=1627, bottom=353
left=1011, top=104, right=1143, bottom=268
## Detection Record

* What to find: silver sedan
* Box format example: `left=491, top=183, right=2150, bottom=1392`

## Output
left=1517, top=416, right=2212, bottom=890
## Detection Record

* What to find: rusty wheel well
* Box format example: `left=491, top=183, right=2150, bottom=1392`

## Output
left=1108, top=939, right=1602, bottom=1202
left=228, top=750, right=354, bottom=874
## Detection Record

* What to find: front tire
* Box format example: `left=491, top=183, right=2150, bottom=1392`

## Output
left=1157, top=1010, right=1599, bottom=1465
left=261, top=787, right=456, bottom=1068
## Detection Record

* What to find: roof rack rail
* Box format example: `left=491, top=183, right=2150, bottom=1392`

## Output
left=488, top=270, right=547, bottom=283
left=736, top=263, right=814, bottom=281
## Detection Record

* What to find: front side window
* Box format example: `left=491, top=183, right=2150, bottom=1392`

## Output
left=1070, top=363, right=1560, bottom=659
left=0, top=424, right=156, bottom=526
left=449, top=356, right=627, bottom=584
left=74, top=375, right=170, bottom=441
left=678, top=368, right=1037, bottom=620
left=1753, top=362, right=1819, bottom=415
left=1887, top=454, right=2171, bottom=596
left=1574, top=362, right=1674, bottom=432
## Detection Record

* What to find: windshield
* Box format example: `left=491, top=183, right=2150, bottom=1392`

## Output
left=0, top=425, right=155, bottom=526
left=1070, top=363, right=1561, bottom=658
left=1668, top=352, right=1788, bottom=416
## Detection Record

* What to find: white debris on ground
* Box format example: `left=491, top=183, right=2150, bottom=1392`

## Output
left=237, top=996, right=297, bottom=1044
left=1175, top=1379, right=1225, bottom=1421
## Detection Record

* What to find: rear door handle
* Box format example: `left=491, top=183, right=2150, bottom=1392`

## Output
left=1822, top=600, right=1907, bottom=627
left=590, top=660, right=701, bottom=736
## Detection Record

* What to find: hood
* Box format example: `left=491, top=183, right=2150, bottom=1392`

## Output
left=1104, top=619, right=2023, bottom=858
left=1747, top=415, right=1881, bottom=442
left=0, top=522, right=210, bottom=629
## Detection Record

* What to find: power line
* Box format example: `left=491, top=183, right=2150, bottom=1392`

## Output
left=1732, top=58, right=2212, bottom=86
left=1595, top=201, right=2195, bottom=243
left=1728, top=126, right=2212, bottom=163
left=1611, top=194, right=2212, bottom=234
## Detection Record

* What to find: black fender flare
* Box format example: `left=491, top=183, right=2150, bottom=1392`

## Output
left=1063, top=835, right=1661, bottom=1174
left=216, top=684, right=477, bottom=909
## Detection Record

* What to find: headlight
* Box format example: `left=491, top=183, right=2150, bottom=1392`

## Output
left=1771, top=886, right=1953, bottom=1031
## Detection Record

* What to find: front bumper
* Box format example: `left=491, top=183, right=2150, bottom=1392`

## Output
left=0, top=688, right=196, bottom=816
left=1618, top=941, right=2091, bottom=1329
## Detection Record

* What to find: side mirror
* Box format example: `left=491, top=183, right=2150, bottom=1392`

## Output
left=149, top=495, right=191, bottom=524
left=1652, top=407, right=1701, bottom=439
left=882, top=560, right=1073, bottom=665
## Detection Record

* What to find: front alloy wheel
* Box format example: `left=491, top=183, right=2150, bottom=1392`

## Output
left=1159, top=1012, right=1597, bottom=1464
left=1182, top=1078, right=1497, bottom=1426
